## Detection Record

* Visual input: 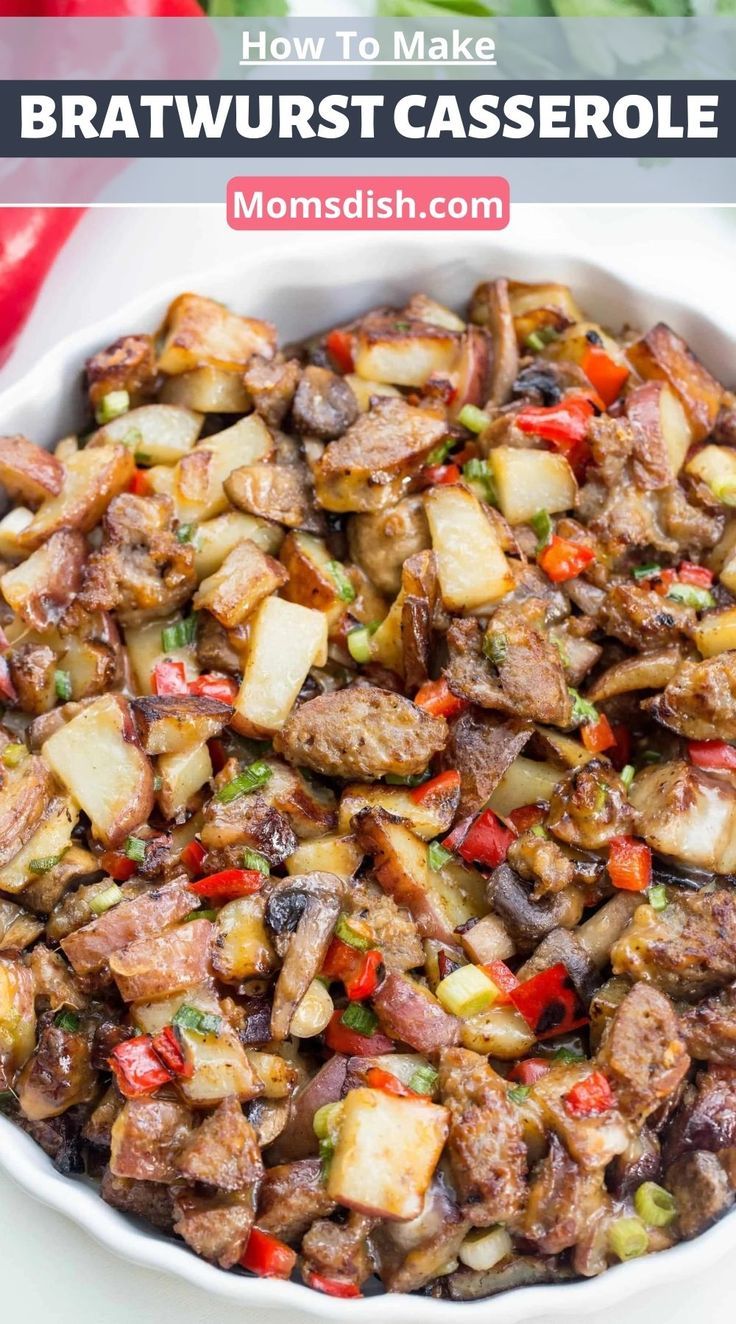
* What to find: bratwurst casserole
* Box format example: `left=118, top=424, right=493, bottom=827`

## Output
left=0, top=278, right=735, bottom=1301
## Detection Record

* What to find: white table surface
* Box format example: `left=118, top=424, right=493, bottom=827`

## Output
left=1, top=202, right=735, bottom=1323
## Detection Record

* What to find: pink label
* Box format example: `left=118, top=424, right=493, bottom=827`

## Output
left=227, top=176, right=509, bottom=230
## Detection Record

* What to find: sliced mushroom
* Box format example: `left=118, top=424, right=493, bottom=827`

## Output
left=265, top=872, right=345, bottom=1040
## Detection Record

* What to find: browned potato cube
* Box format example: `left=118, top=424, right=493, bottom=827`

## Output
left=627, top=322, right=724, bottom=443
left=193, top=538, right=288, bottom=629
left=0, top=435, right=63, bottom=505
left=158, top=293, right=276, bottom=374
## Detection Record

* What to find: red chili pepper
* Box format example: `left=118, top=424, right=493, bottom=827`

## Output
left=609, top=723, right=632, bottom=772
left=538, top=534, right=596, bottom=584
left=444, top=808, right=516, bottom=871
left=607, top=836, right=652, bottom=892
left=508, top=1057, right=551, bottom=1086
left=302, top=1271, right=362, bottom=1299
left=422, top=463, right=461, bottom=487
left=188, top=674, right=238, bottom=703
left=151, top=1026, right=193, bottom=1080
left=507, top=804, right=546, bottom=834
left=580, top=345, right=629, bottom=407
left=581, top=713, right=616, bottom=754
left=189, top=869, right=264, bottom=900
left=516, top=395, right=595, bottom=452
left=344, top=949, right=384, bottom=1001
left=325, top=329, right=354, bottom=375
left=99, top=850, right=136, bottom=883
left=482, top=959, right=519, bottom=1005
left=240, top=1227, right=297, bottom=1280
left=509, top=962, right=589, bottom=1040
left=324, top=1009, right=394, bottom=1057
left=180, top=838, right=206, bottom=877
left=152, top=659, right=189, bottom=696
left=0, top=209, right=85, bottom=369
left=688, top=740, right=736, bottom=771
left=677, top=560, right=713, bottom=589
left=414, top=678, right=468, bottom=720
left=109, top=1035, right=172, bottom=1098
left=409, top=769, right=461, bottom=804
left=128, top=468, right=151, bottom=497
left=365, top=1066, right=413, bottom=1098
left=564, top=1069, right=615, bottom=1117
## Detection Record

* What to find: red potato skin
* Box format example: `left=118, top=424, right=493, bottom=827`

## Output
left=352, top=809, right=458, bottom=944
left=265, top=1054, right=348, bottom=1164
left=625, top=381, right=679, bottom=489
left=373, top=972, right=460, bottom=1054
left=60, top=878, right=197, bottom=975
left=0, top=435, right=63, bottom=503
left=109, top=918, right=213, bottom=1002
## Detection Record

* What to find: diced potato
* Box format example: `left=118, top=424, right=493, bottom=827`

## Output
left=686, top=444, right=736, bottom=502
left=505, top=281, right=583, bottom=346
left=157, top=742, right=212, bottom=818
left=627, top=322, right=724, bottom=444
left=626, top=381, right=692, bottom=482
left=160, top=365, right=252, bottom=414
left=63, top=637, right=115, bottom=702
left=327, top=1087, right=448, bottom=1221
left=0, top=435, right=63, bottom=506
left=459, top=913, right=516, bottom=965
left=262, top=759, right=336, bottom=840
left=0, top=797, right=78, bottom=897
left=17, top=445, right=135, bottom=552
left=42, top=695, right=154, bottom=848
left=460, top=1003, right=536, bottom=1059
left=124, top=613, right=199, bottom=696
left=194, top=538, right=287, bottom=629
left=133, top=987, right=261, bottom=1106
left=193, top=510, right=283, bottom=581
left=211, top=895, right=276, bottom=983
left=109, top=918, right=212, bottom=1003
left=285, top=833, right=363, bottom=879
left=232, top=596, right=328, bottom=737
left=353, top=330, right=459, bottom=388
left=173, top=414, right=274, bottom=523
left=279, top=531, right=346, bottom=627
left=548, top=320, right=626, bottom=369
left=0, top=956, right=36, bottom=1077
left=339, top=780, right=457, bottom=842
left=1, top=531, right=84, bottom=628
left=133, top=695, right=229, bottom=756
left=404, top=293, right=466, bottom=332
left=245, top=1049, right=299, bottom=1099
left=425, top=485, right=513, bottom=610
left=489, top=448, right=577, bottom=525
left=0, top=507, right=33, bottom=561
left=343, top=374, right=401, bottom=412
left=488, top=756, right=562, bottom=817
left=158, top=293, right=276, bottom=375
left=97, top=404, right=203, bottom=465
left=693, top=607, right=736, bottom=658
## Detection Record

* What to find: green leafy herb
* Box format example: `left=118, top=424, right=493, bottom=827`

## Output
left=340, top=1002, right=378, bottom=1036
left=666, top=582, right=715, bottom=611
left=483, top=631, right=508, bottom=666
left=508, top=1084, right=531, bottom=1104
left=161, top=615, right=198, bottom=652
left=216, top=760, right=272, bottom=803
left=28, top=854, right=63, bottom=874
left=648, top=884, right=668, bottom=912
left=408, top=1065, right=439, bottom=1095
left=530, top=508, right=553, bottom=549
left=89, top=883, right=123, bottom=916
left=124, top=836, right=146, bottom=864
left=428, top=841, right=453, bottom=872
left=335, top=914, right=372, bottom=951
left=568, top=687, right=599, bottom=725
left=172, top=1004, right=222, bottom=1036
left=55, top=1010, right=80, bottom=1032
left=176, top=523, right=196, bottom=544
left=326, top=560, right=356, bottom=604
left=54, top=670, right=72, bottom=702
left=95, top=389, right=130, bottom=425
left=242, top=848, right=270, bottom=875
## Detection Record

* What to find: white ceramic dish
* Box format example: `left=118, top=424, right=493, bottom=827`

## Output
left=0, top=231, right=734, bottom=1321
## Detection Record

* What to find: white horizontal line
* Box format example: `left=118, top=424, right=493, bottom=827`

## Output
left=238, top=59, right=497, bottom=67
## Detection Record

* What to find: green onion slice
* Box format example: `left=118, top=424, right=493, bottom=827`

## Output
left=608, top=1216, right=649, bottom=1262
left=326, top=560, right=356, bottom=604
left=172, top=1004, right=222, bottom=1036
left=507, top=1084, right=531, bottom=1104
left=347, top=625, right=373, bottom=665
left=483, top=631, right=507, bottom=666
left=335, top=914, right=371, bottom=951
left=176, top=523, right=196, bottom=544
left=666, top=582, right=715, bottom=611
left=408, top=1065, right=439, bottom=1095
left=530, top=508, right=553, bottom=550
left=568, top=687, right=598, bottom=726
left=28, top=854, right=63, bottom=875
left=634, top=1181, right=677, bottom=1228
left=161, top=615, right=197, bottom=653
left=525, top=325, right=559, bottom=352
left=647, top=884, right=668, bottom=912
left=89, top=883, right=123, bottom=916
left=425, top=438, right=455, bottom=466
left=55, top=1010, right=81, bottom=1032
left=428, top=841, right=453, bottom=872
left=340, top=1002, right=378, bottom=1036
left=242, top=848, right=270, bottom=875
left=96, top=389, right=130, bottom=425
left=54, top=670, right=72, bottom=702
left=124, top=836, right=146, bottom=864
left=216, top=760, right=272, bottom=803
left=632, top=562, right=661, bottom=581
left=457, top=404, right=490, bottom=434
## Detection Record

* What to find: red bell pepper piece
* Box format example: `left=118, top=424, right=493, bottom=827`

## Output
left=422, top=463, right=461, bottom=487
left=677, top=560, right=713, bottom=589
left=688, top=740, right=736, bottom=771
left=151, top=1026, right=193, bottom=1080
left=508, top=1057, right=551, bottom=1086
left=188, top=674, right=238, bottom=703
left=410, top=769, right=461, bottom=804
left=240, top=1227, right=297, bottom=1280
left=180, top=838, right=206, bottom=877
left=482, top=959, right=519, bottom=1005
left=99, top=850, right=136, bottom=883
left=365, top=1066, right=413, bottom=1098
left=152, top=659, right=188, bottom=696
left=322, top=940, right=384, bottom=1001
left=325, top=329, right=354, bottom=375
left=109, top=1034, right=172, bottom=1098
left=580, top=345, right=629, bottom=407
left=414, top=678, right=468, bottom=720
left=509, top=962, right=589, bottom=1040
left=581, top=712, right=616, bottom=754
left=128, top=468, right=151, bottom=497
left=652, top=568, right=678, bottom=597
left=302, top=1270, right=362, bottom=1299
left=444, top=809, right=516, bottom=871
left=538, top=534, right=596, bottom=584
left=607, top=836, right=652, bottom=892
left=507, top=803, right=546, bottom=833
left=324, top=1009, right=394, bottom=1057
left=564, top=1069, right=615, bottom=1117
left=516, top=395, right=595, bottom=452
left=189, top=869, right=264, bottom=900
left=609, top=723, right=632, bottom=772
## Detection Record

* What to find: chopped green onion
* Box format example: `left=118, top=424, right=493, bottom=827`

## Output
left=428, top=841, right=453, bottom=872
left=426, top=438, right=455, bottom=466
left=666, top=582, right=715, bottom=611
left=89, top=883, right=123, bottom=916
left=436, top=964, right=497, bottom=1018
left=28, top=854, right=63, bottom=875
left=326, top=560, right=356, bottom=604
left=172, top=1004, right=222, bottom=1036
left=632, top=562, right=661, bottom=581
left=608, top=1216, right=649, bottom=1262
left=648, top=884, right=668, bottom=912
left=176, top=523, right=196, bottom=544
left=530, top=508, right=553, bottom=550
left=347, top=626, right=373, bottom=665
left=530, top=824, right=548, bottom=839
left=634, top=1181, right=677, bottom=1228
left=552, top=1046, right=585, bottom=1063
left=568, top=687, right=598, bottom=725
left=318, top=1136, right=335, bottom=1181
left=161, top=615, right=197, bottom=652
left=620, top=764, right=636, bottom=790
left=216, top=760, right=272, bottom=803
left=96, top=389, right=130, bottom=425
left=641, top=750, right=662, bottom=764
left=55, top=1010, right=80, bottom=1032
left=120, top=427, right=143, bottom=452
left=463, top=457, right=496, bottom=505
left=242, top=848, right=270, bottom=875
left=712, top=480, right=736, bottom=507
left=408, top=1065, right=439, bottom=1096
left=525, top=325, right=559, bottom=352
left=483, top=632, right=507, bottom=666
left=1, top=743, right=26, bottom=768
left=340, top=1002, right=378, bottom=1036
left=54, top=669, right=72, bottom=702
left=335, top=914, right=371, bottom=951
left=313, top=1100, right=344, bottom=1141
left=124, top=836, right=146, bottom=864
left=184, top=907, right=217, bottom=922
left=134, top=451, right=152, bottom=467
left=384, top=771, right=429, bottom=787
left=457, top=404, right=490, bottom=434
left=507, top=1084, right=531, bottom=1104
